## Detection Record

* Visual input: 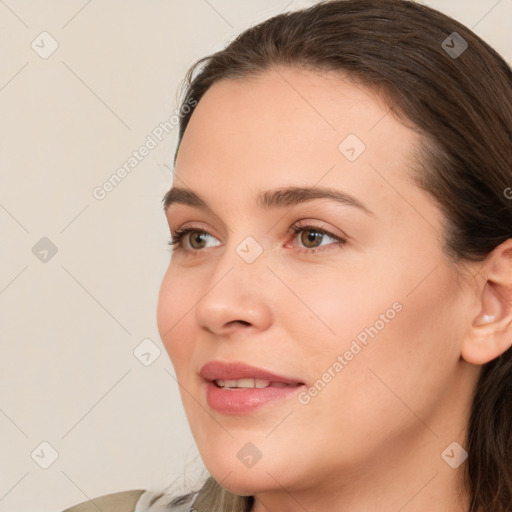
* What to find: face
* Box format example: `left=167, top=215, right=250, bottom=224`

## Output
left=157, top=67, right=477, bottom=499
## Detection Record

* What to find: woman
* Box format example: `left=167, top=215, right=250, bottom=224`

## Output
left=139, top=0, right=512, bottom=510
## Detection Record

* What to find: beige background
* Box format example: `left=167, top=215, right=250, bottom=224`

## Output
left=0, top=1, right=510, bottom=511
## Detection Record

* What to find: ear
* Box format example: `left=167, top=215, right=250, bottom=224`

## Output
left=462, top=239, right=512, bottom=365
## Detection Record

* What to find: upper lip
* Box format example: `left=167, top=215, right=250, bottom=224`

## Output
left=199, top=361, right=305, bottom=385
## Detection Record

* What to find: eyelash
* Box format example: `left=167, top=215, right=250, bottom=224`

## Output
left=167, top=222, right=346, bottom=255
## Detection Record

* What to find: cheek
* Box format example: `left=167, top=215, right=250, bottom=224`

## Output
left=280, top=261, right=403, bottom=361
left=327, top=265, right=463, bottom=430
left=156, top=269, right=197, bottom=368
left=292, top=255, right=463, bottom=436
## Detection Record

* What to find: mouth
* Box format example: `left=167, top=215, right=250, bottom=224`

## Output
left=199, top=360, right=306, bottom=414
left=212, top=378, right=299, bottom=389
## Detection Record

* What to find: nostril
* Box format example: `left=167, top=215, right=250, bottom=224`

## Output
left=230, top=320, right=251, bottom=327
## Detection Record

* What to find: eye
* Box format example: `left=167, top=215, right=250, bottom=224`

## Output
left=167, top=222, right=346, bottom=255
left=289, top=222, right=346, bottom=253
left=167, top=226, right=219, bottom=252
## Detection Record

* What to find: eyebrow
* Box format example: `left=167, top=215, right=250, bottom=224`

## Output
left=162, top=185, right=374, bottom=216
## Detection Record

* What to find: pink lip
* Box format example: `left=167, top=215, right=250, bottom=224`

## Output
left=199, top=361, right=304, bottom=385
left=199, top=361, right=306, bottom=415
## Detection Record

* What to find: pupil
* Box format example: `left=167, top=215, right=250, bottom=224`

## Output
left=303, top=230, right=321, bottom=248
left=191, top=233, right=206, bottom=249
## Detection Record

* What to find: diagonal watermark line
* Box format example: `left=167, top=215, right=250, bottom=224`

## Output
left=0, top=472, right=29, bottom=503
left=162, top=266, right=234, bottom=338
left=266, top=266, right=337, bottom=335
left=60, top=265, right=131, bottom=335
left=254, top=496, right=272, bottom=512
left=398, top=472, right=439, bottom=511
left=0, top=0, right=28, bottom=28
left=0, top=201, right=29, bottom=232
left=217, top=470, right=234, bottom=488
left=61, top=369, right=132, bottom=439
left=0, top=265, right=28, bottom=296
left=368, top=367, right=439, bottom=438
left=61, top=471, right=104, bottom=512
left=265, top=410, right=294, bottom=438
left=471, top=0, right=503, bottom=29
left=406, top=266, right=438, bottom=297
left=265, top=471, right=309, bottom=511
left=0, top=407, right=29, bottom=438
left=280, top=0, right=294, bottom=13
left=0, top=61, right=29, bottom=92
left=164, top=368, right=234, bottom=439
left=60, top=205, right=89, bottom=233
left=62, top=0, right=94, bottom=29
left=61, top=61, right=131, bottom=130
left=368, top=162, right=440, bottom=236
left=271, top=65, right=337, bottom=131
left=369, top=107, right=392, bottom=132
left=201, top=0, right=234, bottom=28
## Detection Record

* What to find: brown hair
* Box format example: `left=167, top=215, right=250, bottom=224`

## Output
left=166, top=1, right=512, bottom=510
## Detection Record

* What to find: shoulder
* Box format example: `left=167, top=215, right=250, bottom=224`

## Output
left=134, top=488, right=200, bottom=511
left=60, top=488, right=199, bottom=512
left=61, top=489, right=147, bottom=512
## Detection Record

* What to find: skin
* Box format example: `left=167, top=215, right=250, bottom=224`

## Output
left=157, top=66, right=512, bottom=511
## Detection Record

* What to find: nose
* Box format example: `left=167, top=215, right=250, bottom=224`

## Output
left=194, top=242, right=273, bottom=336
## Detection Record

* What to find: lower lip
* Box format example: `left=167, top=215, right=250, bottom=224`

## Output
left=204, top=381, right=305, bottom=414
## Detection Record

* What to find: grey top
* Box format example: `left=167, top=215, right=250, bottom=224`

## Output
left=134, top=489, right=199, bottom=512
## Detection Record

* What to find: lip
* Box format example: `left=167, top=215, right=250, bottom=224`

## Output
left=199, top=361, right=306, bottom=415
left=199, top=361, right=304, bottom=385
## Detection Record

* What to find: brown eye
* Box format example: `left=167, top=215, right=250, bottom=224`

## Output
left=189, top=232, right=209, bottom=249
left=290, top=223, right=346, bottom=254
left=300, top=229, right=325, bottom=249
left=168, top=228, right=218, bottom=251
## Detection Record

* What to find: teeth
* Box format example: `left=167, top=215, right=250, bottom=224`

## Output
left=214, top=378, right=275, bottom=389
left=255, top=379, right=271, bottom=388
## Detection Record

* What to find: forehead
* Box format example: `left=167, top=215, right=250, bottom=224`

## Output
left=173, top=67, right=425, bottom=220
left=181, top=67, right=391, bottom=153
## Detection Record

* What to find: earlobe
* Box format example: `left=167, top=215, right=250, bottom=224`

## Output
left=461, top=240, right=512, bottom=365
